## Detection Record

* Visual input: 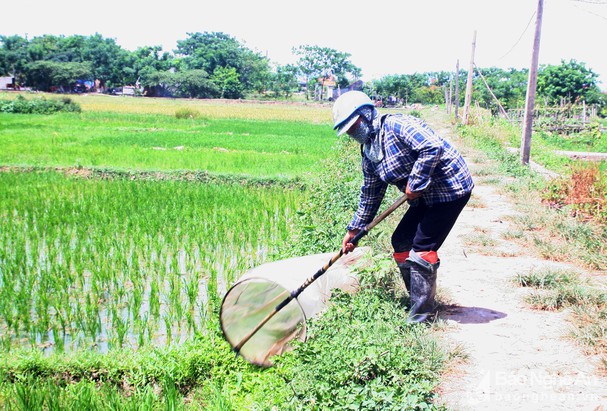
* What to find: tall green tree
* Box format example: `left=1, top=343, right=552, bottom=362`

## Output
left=80, top=34, right=131, bottom=87
left=537, top=59, right=603, bottom=105
left=0, top=35, right=30, bottom=84
left=292, top=45, right=361, bottom=89
left=175, top=32, right=270, bottom=98
left=269, top=64, right=299, bottom=98
left=142, top=69, right=218, bottom=98
left=211, top=66, right=242, bottom=99
left=125, top=46, right=173, bottom=86
left=25, top=60, right=92, bottom=91
left=472, top=67, right=528, bottom=114
left=2, top=34, right=134, bottom=88
left=371, top=73, right=432, bottom=104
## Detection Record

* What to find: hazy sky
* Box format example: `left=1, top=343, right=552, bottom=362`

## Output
left=5, top=0, right=607, bottom=90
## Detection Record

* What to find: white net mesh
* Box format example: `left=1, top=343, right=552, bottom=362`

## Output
left=220, top=247, right=369, bottom=366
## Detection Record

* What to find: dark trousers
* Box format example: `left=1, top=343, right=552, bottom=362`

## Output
left=391, top=192, right=471, bottom=253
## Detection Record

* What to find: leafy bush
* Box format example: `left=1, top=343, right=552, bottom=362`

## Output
left=0, top=95, right=81, bottom=114
left=273, top=287, right=444, bottom=410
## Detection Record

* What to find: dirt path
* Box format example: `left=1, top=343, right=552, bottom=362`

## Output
left=428, top=117, right=607, bottom=409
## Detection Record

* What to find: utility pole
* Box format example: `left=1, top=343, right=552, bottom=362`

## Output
left=521, top=0, right=544, bottom=165
left=462, top=31, right=476, bottom=125
left=455, top=59, right=460, bottom=120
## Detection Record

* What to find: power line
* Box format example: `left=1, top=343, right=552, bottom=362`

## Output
left=572, top=2, right=607, bottom=20
left=570, top=0, right=607, bottom=4
left=497, top=11, right=536, bottom=61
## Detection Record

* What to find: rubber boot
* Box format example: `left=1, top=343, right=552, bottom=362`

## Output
left=393, top=251, right=411, bottom=292
left=406, top=250, right=440, bottom=323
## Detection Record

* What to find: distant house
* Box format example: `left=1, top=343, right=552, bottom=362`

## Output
left=318, top=74, right=337, bottom=100
left=0, top=76, right=16, bottom=90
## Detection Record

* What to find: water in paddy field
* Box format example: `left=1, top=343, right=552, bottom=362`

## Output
left=0, top=173, right=301, bottom=355
left=0, top=242, right=270, bottom=354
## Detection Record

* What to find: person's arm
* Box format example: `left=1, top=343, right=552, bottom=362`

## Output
left=343, top=159, right=387, bottom=253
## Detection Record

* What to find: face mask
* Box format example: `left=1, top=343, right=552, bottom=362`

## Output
left=349, top=119, right=373, bottom=145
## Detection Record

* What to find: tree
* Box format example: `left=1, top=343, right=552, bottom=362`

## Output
left=80, top=34, right=131, bottom=87
left=0, top=35, right=31, bottom=84
left=142, top=69, right=218, bottom=98
left=8, top=34, right=134, bottom=88
left=472, top=67, right=528, bottom=114
left=292, top=45, right=362, bottom=89
left=126, top=46, right=173, bottom=86
left=211, top=66, right=242, bottom=99
left=371, top=73, right=433, bottom=104
left=537, top=59, right=602, bottom=105
left=26, top=60, right=92, bottom=91
left=269, top=64, right=299, bottom=98
left=371, top=75, right=413, bottom=103
left=175, top=32, right=270, bottom=98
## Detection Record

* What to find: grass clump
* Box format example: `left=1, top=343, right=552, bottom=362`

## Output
left=516, top=267, right=606, bottom=311
left=175, top=107, right=202, bottom=120
left=514, top=267, right=607, bottom=364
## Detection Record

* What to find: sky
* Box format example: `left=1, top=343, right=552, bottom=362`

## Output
left=5, top=0, right=607, bottom=90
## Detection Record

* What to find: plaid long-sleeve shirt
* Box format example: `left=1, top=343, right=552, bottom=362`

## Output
left=347, top=114, right=474, bottom=231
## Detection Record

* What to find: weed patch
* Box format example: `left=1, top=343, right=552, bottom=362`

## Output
left=273, top=289, right=444, bottom=410
left=543, top=162, right=607, bottom=224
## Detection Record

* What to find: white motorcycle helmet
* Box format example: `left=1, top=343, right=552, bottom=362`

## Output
left=332, top=91, right=374, bottom=136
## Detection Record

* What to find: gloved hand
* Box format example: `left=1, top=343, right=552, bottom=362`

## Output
left=342, top=229, right=360, bottom=254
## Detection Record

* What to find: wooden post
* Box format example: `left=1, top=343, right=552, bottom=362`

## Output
left=444, top=84, right=451, bottom=115
left=448, top=74, right=453, bottom=115
left=521, top=0, right=544, bottom=165
left=462, top=31, right=477, bottom=125
left=582, top=100, right=586, bottom=124
left=474, top=64, right=511, bottom=121
left=455, top=60, right=460, bottom=120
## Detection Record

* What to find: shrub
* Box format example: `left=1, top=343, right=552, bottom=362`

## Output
left=409, top=109, right=422, bottom=118
left=174, top=108, right=201, bottom=119
left=0, top=95, right=81, bottom=114
left=543, top=162, right=607, bottom=223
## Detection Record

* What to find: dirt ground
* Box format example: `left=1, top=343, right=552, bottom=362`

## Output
left=429, top=118, right=607, bottom=410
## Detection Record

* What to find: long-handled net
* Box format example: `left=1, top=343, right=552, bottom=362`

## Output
left=220, top=195, right=408, bottom=367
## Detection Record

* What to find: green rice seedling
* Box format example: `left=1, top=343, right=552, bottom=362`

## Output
left=0, top=170, right=305, bottom=353
left=13, top=379, right=46, bottom=410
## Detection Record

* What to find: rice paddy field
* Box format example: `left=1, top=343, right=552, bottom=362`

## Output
left=0, top=93, right=335, bottom=354
left=0, top=96, right=332, bottom=178
left=0, top=93, right=452, bottom=409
